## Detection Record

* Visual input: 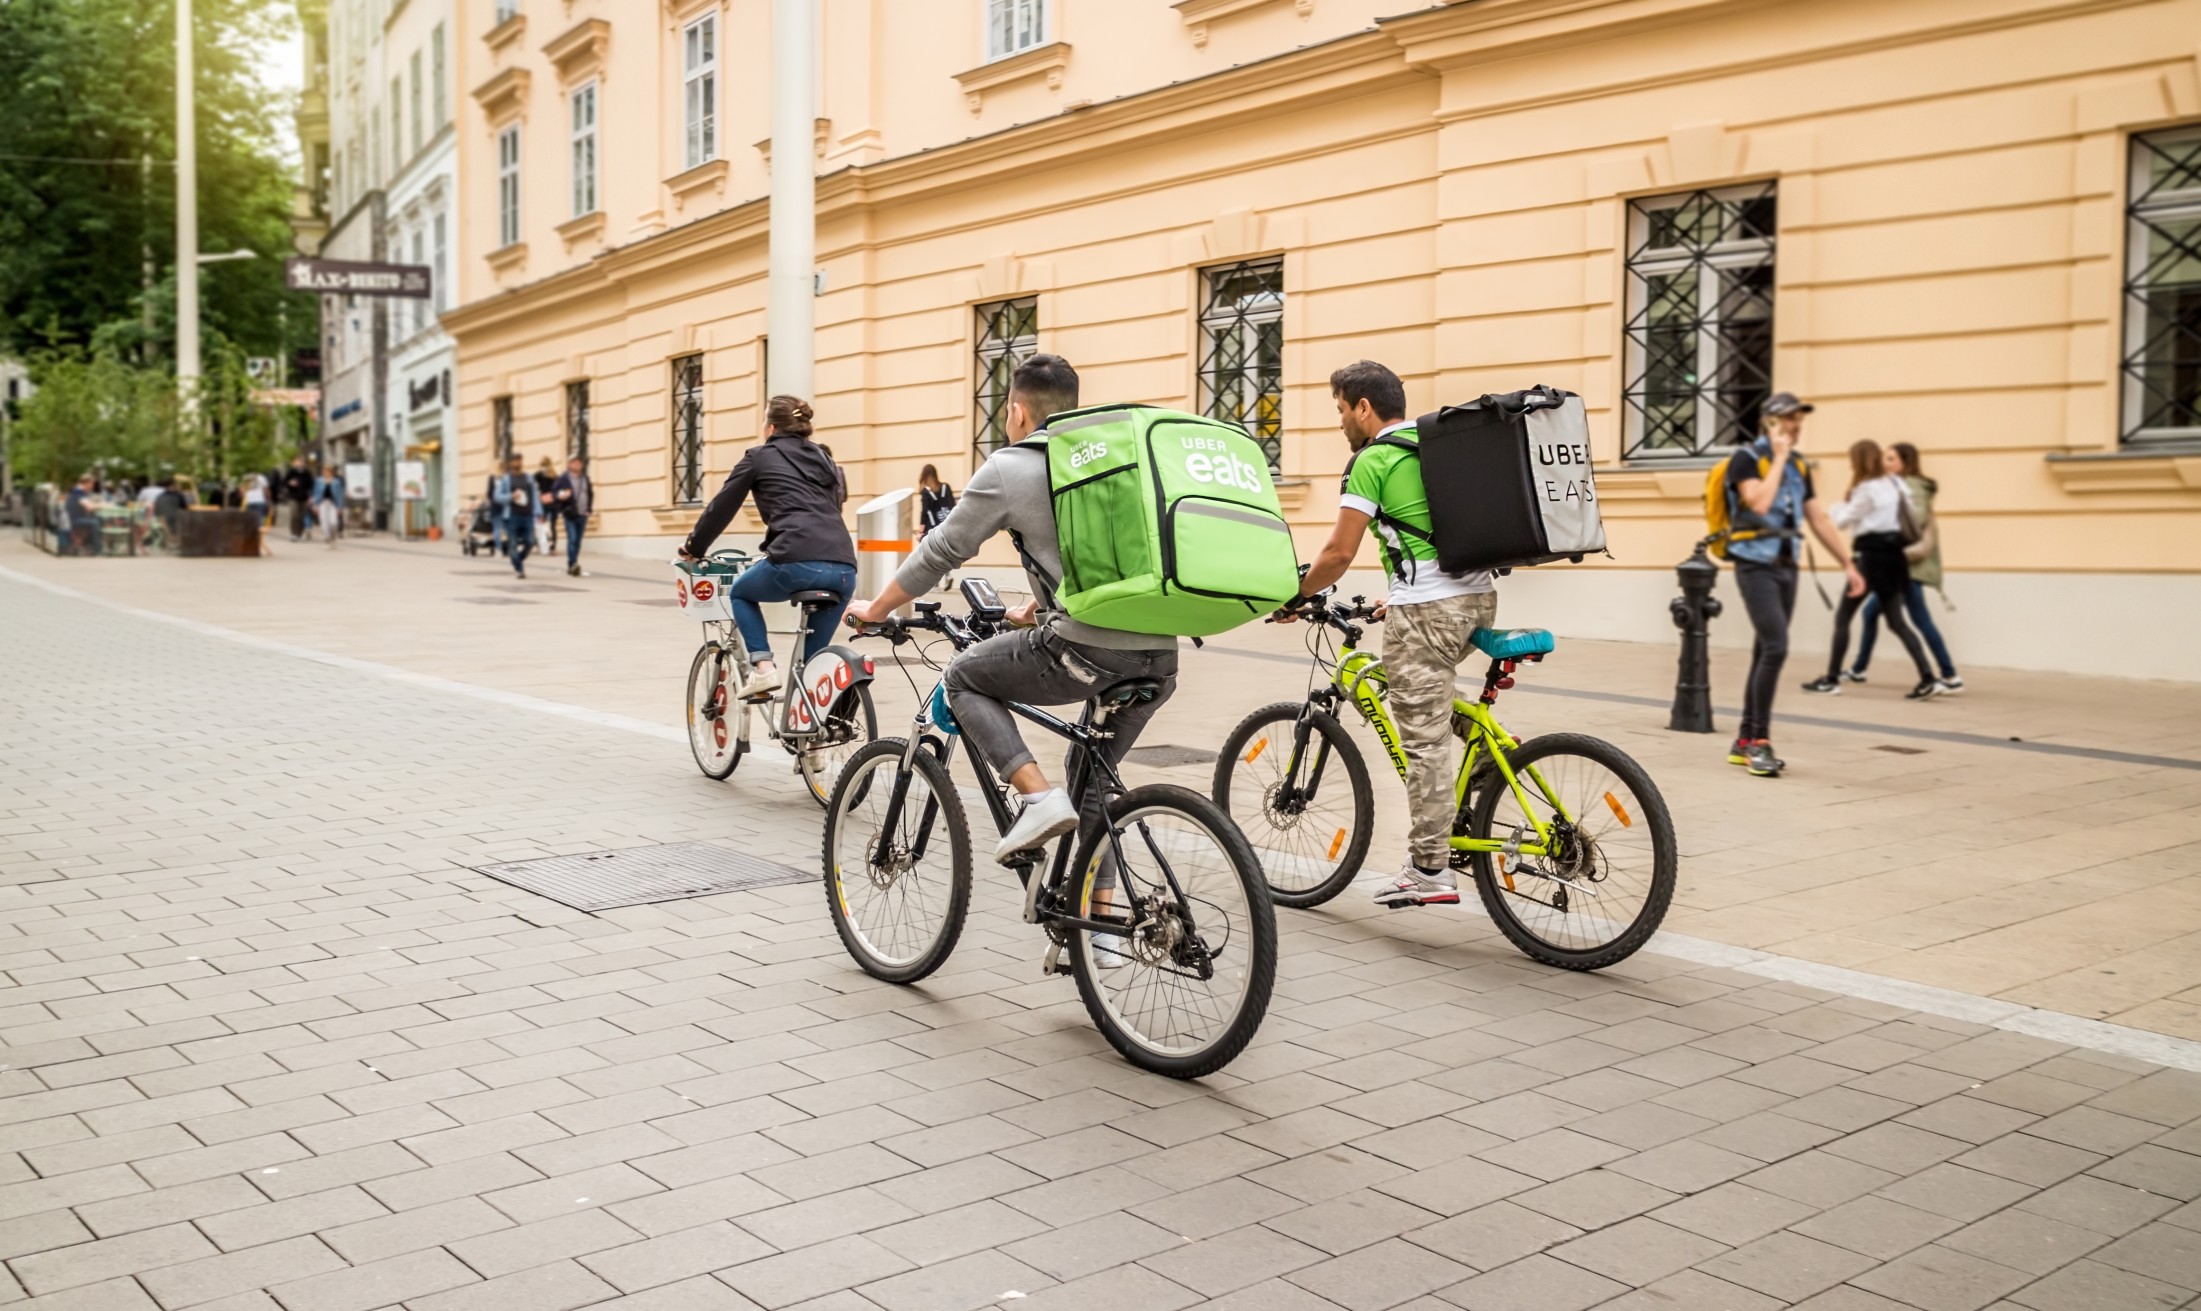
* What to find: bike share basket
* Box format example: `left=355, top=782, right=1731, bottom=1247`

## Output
left=672, top=556, right=742, bottom=622
left=1412, top=385, right=1607, bottom=573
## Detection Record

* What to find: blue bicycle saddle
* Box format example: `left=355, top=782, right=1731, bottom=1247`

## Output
left=1470, top=627, right=1556, bottom=660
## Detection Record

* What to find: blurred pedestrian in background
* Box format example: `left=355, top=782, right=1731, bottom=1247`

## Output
left=552, top=456, right=592, bottom=577
left=494, top=454, right=540, bottom=580
left=283, top=457, right=314, bottom=541
left=535, top=456, right=561, bottom=553
left=917, top=463, right=956, bottom=540
left=314, top=466, right=345, bottom=547
left=1846, top=441, right=1961, bottom=692
left=1803, top=439, right=1946, bottom=701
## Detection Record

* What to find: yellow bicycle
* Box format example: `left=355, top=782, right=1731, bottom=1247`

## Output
left=1213, top=593, right=1676, bottom=970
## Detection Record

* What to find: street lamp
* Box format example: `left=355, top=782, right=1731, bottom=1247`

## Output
left=196, top=249, right=258, bottom=266
left=176, top=0, right=197, bottom=398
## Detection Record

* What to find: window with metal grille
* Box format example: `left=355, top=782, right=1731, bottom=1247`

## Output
left=570, top=82, right=598, bottom=218
left=672, top=354, right=705, bottom=505
left=496, top=126, right=520, bottom=248
left=492, top=396, right=514, bottom=464
left=1621, top=183, right=1777, bottom=458
left=973, top=297, right=1038, bottom=457
left=565, top=380, right=591, bottom=464
left=683, top=15, right=718, bottom=171
left=2123, top=127, right=2201, bottom=443
left=986, top=0, right=1047, bottom=60
left=1198, top=257, right=1285, bottom=471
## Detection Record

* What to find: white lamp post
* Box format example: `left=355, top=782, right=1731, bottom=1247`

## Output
left=766, top=0, right=815, bottom=403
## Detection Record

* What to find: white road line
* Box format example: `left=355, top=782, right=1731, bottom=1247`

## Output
left=13, top=563, right=2201, bottom=1074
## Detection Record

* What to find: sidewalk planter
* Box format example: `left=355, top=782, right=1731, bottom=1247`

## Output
left=177, top=509, right=262, bottom=558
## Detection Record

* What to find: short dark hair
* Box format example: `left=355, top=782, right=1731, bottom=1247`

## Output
left=1329, top=360, right=1406, bottom=423
left=1011, top=354, right=1079, bottom=428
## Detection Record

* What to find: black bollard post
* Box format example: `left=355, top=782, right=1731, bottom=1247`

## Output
left=1668, top=540, right=1722, bottom=733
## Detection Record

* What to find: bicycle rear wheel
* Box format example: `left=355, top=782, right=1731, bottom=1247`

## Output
left=1214, top=702, right=1372, bottom=909
left=823, top=739, right=971, bottom=983
left=1067, top=785, right=1276, bottom=1079
left=685, top=643, right=747, bottom=780
left=1467, top=732, right=1676, bottom=971
left=800, top=684, right=878, bottom=808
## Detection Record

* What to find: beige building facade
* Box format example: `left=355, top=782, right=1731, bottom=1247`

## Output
left=443, top=0, right=2201, bottom=680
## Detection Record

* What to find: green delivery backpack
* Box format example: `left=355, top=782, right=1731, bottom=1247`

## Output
left=1010, top=404, right=1303, bottom=638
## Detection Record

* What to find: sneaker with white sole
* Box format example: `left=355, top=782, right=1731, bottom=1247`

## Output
left=1371, top=862, right=1459, bottom=908
left=1906, top=678, right=1946, bottom=701
left=1939, top=676, right=1964, bottom=693
left=1799, top=676, right=1842, bottom=695
left=995, top=789, right=1078, bottom=865
left=1840, top=669, right=1868, bottom=684
left=736, top=668, right=782, bottom=701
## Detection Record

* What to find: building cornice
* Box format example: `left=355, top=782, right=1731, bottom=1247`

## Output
left=483, top=11, right=526, bottom=53
left=443, top=28, right=1409, bottom=337
left=952, top=41, right=1072, bottom=114
left=542, top=18, right=612, bottom=86
left=1174, top=0, right=1315, bottom=49
left=471, top=67, right=532, bottom=127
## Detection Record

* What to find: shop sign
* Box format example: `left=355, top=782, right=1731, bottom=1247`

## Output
left=285, top=257, right=432, bottom=299
left=343, top=462, right=373, bottom=500
left=397, top=460, right=428, bottom=501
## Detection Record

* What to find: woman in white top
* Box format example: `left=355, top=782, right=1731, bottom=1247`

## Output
left=1802, top=439, right=1946, bottom=700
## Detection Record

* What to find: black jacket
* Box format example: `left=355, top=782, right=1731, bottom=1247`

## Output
left=683, top=433, right=855, bottom=566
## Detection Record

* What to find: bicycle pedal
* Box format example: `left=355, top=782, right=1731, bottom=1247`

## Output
left=1041, top=941, right=1070, bottom=977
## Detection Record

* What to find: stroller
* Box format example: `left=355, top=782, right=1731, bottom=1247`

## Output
left=460, top=499, right=502, bottom=557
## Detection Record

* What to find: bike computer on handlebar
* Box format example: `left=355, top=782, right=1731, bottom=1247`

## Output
left=959, top=577, right=1007, bottom=623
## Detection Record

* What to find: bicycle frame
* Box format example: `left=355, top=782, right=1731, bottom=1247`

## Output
left=1310, top=627, right=1578, bottom=860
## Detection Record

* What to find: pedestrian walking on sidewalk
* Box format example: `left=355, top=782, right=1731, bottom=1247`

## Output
left=1801, top=439, right=1947, bottom=702
left=1845, top=441, right=1961, bottom=692
left=282, top=456, right=314, bottom=541
left=313, top=467, right=344, bottom=546
left=494, top=454, right=541, bottom=579
left=535, top=457, right=561, bottom=552
left=677, top=395, right=855, bottom=701
left=551, top=457, right=592, bottom=576
left=1721, top=393, right=1864, bottom=778
left=916, top=464, right=956, bottom=540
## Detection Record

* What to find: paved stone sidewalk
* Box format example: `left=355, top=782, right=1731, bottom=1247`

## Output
left=8, top=572, right=2201, bottom=1310
left=8, top=539, right=2201, bottom=1039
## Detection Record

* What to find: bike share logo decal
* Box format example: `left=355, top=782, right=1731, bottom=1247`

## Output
left=692, top=579, right=716, bottom=603
left=1067, top=441, right=1110, bottom=471
left=676, top=577, right=689, bottom=605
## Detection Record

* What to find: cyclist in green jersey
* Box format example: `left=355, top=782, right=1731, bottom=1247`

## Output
left=1289, top=360, right=1497, bottom=908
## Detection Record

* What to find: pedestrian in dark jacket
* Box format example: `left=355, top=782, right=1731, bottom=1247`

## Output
left=535, top=458, right=561, bottom=550
left=678, top=395, right=855, bottom=699
left=551, top=457, right=593, bottom=576
left=917, top=464, right=956, bottom=539
left=282, top=457, right=314, bottom=541
left=492, top=454, right=541, bottom=579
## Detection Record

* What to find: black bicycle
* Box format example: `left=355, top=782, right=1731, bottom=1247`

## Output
left=823, top=579, right=1277, bottom=1079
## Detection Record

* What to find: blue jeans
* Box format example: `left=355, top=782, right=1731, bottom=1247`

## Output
left=727, top=560, right=857, bottom=664
left=565, top=514, right=586, bottom=569
left=1855, top=579, right=1957, bottom=679
left=506, top=513, right=534, bottom=574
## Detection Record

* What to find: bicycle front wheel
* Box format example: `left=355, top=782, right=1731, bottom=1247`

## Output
left=800, top=685, right=878, bottom=808
left=1214, top=702, right=1373, bottom=909
left=1067, top=785, right=1276, bottom=1079
left=1467, top=732, right=1676, bottom=971
left=685, top=643, right=747, bottom=780
left=823, top=739, right=971, bottom=983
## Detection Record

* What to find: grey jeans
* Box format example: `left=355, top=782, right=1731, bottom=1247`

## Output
left=943, top=625, right=1178, bottom=789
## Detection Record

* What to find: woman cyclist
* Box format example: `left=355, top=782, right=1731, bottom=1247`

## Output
left=678, top=395, right=856, bottom=700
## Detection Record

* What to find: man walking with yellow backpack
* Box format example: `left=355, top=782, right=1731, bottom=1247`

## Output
left=1706, top=392, right=1863, bottom=777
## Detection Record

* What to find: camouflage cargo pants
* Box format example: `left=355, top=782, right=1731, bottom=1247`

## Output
left=1383, top=590, right=1499, bottom=869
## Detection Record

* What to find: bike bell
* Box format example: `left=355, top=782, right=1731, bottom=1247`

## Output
left=928, top=683, right=960, bottom=736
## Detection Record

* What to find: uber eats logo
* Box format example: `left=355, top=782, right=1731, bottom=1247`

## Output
left=1067, top=442, right=1110, bottom=471
left=1178, top=434, right=1265, bottom=492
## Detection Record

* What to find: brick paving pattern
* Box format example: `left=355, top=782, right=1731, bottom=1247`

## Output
left=5, top=573, right=2201, bottom=1310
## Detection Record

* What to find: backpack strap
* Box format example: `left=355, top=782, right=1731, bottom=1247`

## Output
left=1002, top=440, right=1062, bottom=609
left=1358, top=432, right=1434, bottom=582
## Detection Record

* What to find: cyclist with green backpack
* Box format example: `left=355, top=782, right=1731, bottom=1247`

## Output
left=1288, top=360, right=1499, bottom=908
left=846, top=355, right=1301, bottom=863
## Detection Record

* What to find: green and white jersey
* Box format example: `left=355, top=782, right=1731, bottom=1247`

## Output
left=1338, top=420, right=1496, bottom=606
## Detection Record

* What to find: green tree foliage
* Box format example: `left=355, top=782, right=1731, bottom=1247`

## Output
left=0, top=0, right=311, bottom=361
left=6, top=352, right=179, bottom=487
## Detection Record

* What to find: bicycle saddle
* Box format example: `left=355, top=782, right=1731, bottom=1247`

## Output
left=788, top=590, right=844, bottom=606
left=1098, top=678, right=1165, bottom=707
left=1470, top=627, right=1556, bottom=660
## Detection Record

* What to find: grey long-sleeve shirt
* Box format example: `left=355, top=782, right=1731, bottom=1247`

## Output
left=894, top=440, right=1177, bottom=653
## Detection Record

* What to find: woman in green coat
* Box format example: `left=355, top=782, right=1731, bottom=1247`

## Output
left=1846, top=441, right=1961, bottom=690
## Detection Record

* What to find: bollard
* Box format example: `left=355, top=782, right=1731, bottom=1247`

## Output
left=854, top=487, right=916, bottom=616
left=1668, top=539, right=1722, bottom=733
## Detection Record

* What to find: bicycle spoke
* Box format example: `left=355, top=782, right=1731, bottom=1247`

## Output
left=1485, top=749, right=1660, bottom=955
left=831, top=754, right=956, bottom=968
left=1079, top=808, right=1257, bottom=1058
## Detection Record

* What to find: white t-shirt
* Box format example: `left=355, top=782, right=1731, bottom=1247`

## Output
left=1832, top=475, right=1911, bottom=536
left=243, top=475, right=269, bottom=506
left=137, top=485, right=163, bottom=508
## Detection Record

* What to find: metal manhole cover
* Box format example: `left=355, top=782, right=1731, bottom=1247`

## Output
left=454, top=596, right=539, bottom=605
left=1125, top=744, right=1218, bottom=768
left=473, top=842, right=810, bottom=912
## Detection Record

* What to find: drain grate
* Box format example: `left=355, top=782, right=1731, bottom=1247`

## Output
left=1873, top=745, right=1928, bottom=755
left=474, top=842, right=810, bottom=912
left=1126, top=744, right=1218, bottom=768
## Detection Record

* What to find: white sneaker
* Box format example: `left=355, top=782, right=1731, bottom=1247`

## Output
left=737, top=668, right=782, bottom=701
left=1371, top=861, right=1460, bottom=908
left=995, top=789, right=1078, bottom=865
